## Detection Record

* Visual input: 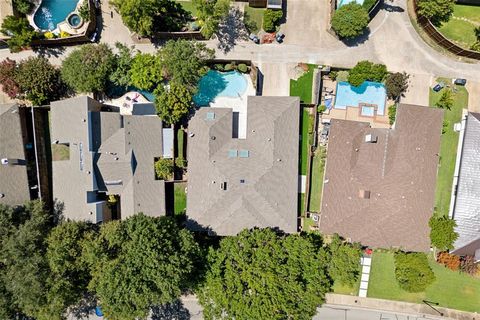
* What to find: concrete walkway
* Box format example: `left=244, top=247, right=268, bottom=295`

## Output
left=358, top=256, right=372, bottom=297
left=326, top=293, right=479, bottom=320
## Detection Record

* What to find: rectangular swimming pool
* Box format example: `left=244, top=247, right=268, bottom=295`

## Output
left=337, top=0, right=365, bottom=8
left=334, top=81, right=387, bottom=116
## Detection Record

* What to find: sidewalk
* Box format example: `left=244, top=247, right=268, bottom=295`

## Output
left=326, top=293, right=479, bottom=320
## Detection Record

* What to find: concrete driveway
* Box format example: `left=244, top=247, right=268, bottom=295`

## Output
left=401, top=73, right=433, bottom=106
left=466, top=80, right=480, bottom=112
left=257, top=62, right=292, bottom=96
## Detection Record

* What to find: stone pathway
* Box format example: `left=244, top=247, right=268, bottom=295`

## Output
left=359, top=255, right=372, bottom=298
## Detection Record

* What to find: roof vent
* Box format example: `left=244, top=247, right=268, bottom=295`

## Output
left=211, top=136, right=216, bottom=140
left=365, top=134, right=377, bottom=143
left=0, top=193, right=4, bottom=198
left=206, top=112, right=215, bottom=121
left=359, top=190, right=371, bottom=199
left=221, top=182, right=227, bottom=190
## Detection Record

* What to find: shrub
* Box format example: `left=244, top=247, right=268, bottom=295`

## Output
left=154, top=158, right=174, bottom=180
left=329, top=71, right=337, bottom=81
left=470, top=41, right=480, bottom=52
left=442, top=120, right=449, bottom=134
left=348, top=60, right=387, bottom=86
left=60, top=31, right=71, bottom=38
left=394, top=252, right=435, bottom=292
left=263, top=9, right=283, bottom=33
left=43, top=31, right=55, bottom=39
left=336, top=70, right=349, bottom=82
left=224, top=63, right=235, bottom=71
left=388, top=104, right=396, bottom=125
left=417, top=0, right=455, bottom=26
left=214, top=64, right=224, bottom=71
left=331, top=3, right=369, bottom=39
left=436, top=252, right=460, bottom=271
left=429, top=216, right=458, bottom=250
left=0, top=58, right=20, bottom=98
left=78, top=2, right=90, bottom=21
left=1, top=16, right=37, bottom=53
left=460, top=256, right=478, bottom=276
left=237, top=63, right=248, bottom=73
left=385, top=72, right=409, bottom=101
left=435, top=89, right=454, bottom=111
left=318, top=104, right=326, bottom=113
left=13, top=0, right=34, bottom=14
left=175, top=156, right=187, bottom=169
left=328, top=234, right=362, bottom=286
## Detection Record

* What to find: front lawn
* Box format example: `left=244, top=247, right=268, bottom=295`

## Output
left=290, top=64, right=316, bottom=104
left=174, top=183, right=187, bottom=216
left=438, top=5, right=480, bottom=48
left=244, top=6, right=265, bottom=33
left=429, top=78, right=468, bottom=217
left=368, top=252, right=480, bottom=312
left=308, top=146, right=326, bottom=212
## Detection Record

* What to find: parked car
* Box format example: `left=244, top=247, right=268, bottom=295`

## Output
left=433, top=82, right=445, bottom=92
left=454, top=78, right=467, bottom=86
left=276, top=32, right=285, bottom=43
left=249, top=33, right=260, bottom=44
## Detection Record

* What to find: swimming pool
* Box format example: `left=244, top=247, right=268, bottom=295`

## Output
left=33, top=0, right=79, bottom=31
left=334, top=81, right=387, bottom=115
left=193, top=70, right=248, bottom=106
left=337, top=0, right=365, bottom=7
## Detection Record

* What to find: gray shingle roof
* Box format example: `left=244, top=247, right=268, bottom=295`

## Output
left=452, top=113, right=480, bottom=257
left=51, top=96, right=167, bottom=222
left=0, top=104, right=31, bottom=206
left=319, top=104, right=443, bottom=252
left=186, top=96, right=300, bottom=235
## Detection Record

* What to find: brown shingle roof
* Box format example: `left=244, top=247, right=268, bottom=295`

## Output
left=319, top=104, right=443, bottom=252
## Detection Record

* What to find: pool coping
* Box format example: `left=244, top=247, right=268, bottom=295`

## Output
left=28, top=0, right=85, bottom=33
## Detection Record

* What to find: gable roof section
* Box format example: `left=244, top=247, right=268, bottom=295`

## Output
left=186, top=96, right=300, bottom=235
left=319, top=104, right=443, bottom=252
left=452, top=112, right=480, bottom=257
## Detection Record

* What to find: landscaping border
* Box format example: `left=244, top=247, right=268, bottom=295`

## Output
left=412, top=0, right=480, bottom=60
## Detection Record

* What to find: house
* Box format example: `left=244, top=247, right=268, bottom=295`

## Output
left=319, top=104, right=443, bottom=252
left=451, top=112, right=480, bottom=261
left=50, top=96, right=172, bottom=222
left=0, top=104, right=33, bottom=206
left=186, top=96, right=300, bottom=235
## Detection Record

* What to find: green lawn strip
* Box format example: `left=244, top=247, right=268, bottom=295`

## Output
left=368, top=252, right=480, bottom=312
left=429, top=78, right=467, bottom=217
left=290, top=64, right=316, bottom=104
left=299, top=108, right=311, bottom=175
left=177, top=128, right=184, bottom=159
left=451, top=4, right=480, bottom=24
left=299, top=193, right=305, bottom=216
left=244, top=6, right=265, bottom=33
left=438, top=18, right=477, bottom=48
left=176, top=0, right=198, bottom=17
left=308, top=146, right=326, bottom=212
left=174, top=183, right=187, bottom=216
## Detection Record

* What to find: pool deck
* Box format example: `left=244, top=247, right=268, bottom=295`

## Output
left=207, top=74, right=256, bottom=139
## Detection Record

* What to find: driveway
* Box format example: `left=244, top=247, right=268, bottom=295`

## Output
left=257, top=62, right=292, bottom=96
left=401, top=73, right=433, bottom=106
left=466, top=80, right=480, bottom=112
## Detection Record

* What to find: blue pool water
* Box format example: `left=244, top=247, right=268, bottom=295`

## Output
left=194, top=70, right=247, bottom=106
left=334, top=81, right=387, bottom=115
left=361, top=105, right=375, bottom=117
left=33, top=0, right=79, bottom=31
left=337, top=0, right=365, bottom=7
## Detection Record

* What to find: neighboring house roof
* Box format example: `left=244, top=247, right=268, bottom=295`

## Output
left=319, top=104, right=443, bottom=252
left=0, top=104, right=31, bottom=206
left=50, top=96, right=168, bottom=222
left=186, top=96, right=300, bottom=235
left=452, top=113, right=480, bottom=259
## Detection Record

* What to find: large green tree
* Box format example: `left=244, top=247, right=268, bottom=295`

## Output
left=417, top=0, right=455, bottom=25
left=348, top=60, right=387, bottom=86
left=0, top=16, right=38, bottom=53
left=129, top=52, right=163, bottom=91
left=435, top=88, right=454, bottom=110
left=84, top=214, right=200, bottom=320
left=331, top=3, right=369, bottom=39
left=263, top=9, right=283, bottom=33
left=61, top=43, right=115, bottom=93
left=199, top=228, right=332, bottom=320
left=429, top=216, right=458, bottom=251
left=328, top=234, right=362, bottom=287
left=159, top=40, right=214, bottom=90
left=394, top=252, right=435, bottom=293
left=110, top=42, right=135, bottom=88
left=194, top=0, right=230, bottom=38
left=154, top=83, right=193, bottom=125
left=15, top=57, right=62, bottom=105
left=385, top=72, right=409, bottom=101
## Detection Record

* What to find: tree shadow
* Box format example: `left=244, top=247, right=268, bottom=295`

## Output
left=341, top=27, right=371, bottom=47
left=68, top=293, right=97, bottom=320
left=33, top=46, right=66, bottom=58
left=151, top=300, right=191, bottom=320
left=216, top=7, right=249, bottom=54
left=382, top=2, right=404, bottom=13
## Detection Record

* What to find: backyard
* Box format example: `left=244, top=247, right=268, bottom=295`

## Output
left=299, top=108, right=313, bottom=175
left=429, top=78, right=468, bottom=217
left=174, top=182, right=187, bottom=216
left=438, top=5, right=480, bottom=49
left=308, top=146, right=326, bottom=213
left=368, top=252, right=480, bottom=312
left=290, top=64, right=316, bottom=104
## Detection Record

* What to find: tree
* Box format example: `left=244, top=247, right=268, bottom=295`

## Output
left=348, top=60, right=387, bottom=86
left=159, top=40, right=214, bottom=90
left=13, top=0, right=34, bottom=14
left=416, top=0, right=455, bottom=26
left=385, top=72, right=409, bottom=101
left=155, top=83, right=193, bottom=125
left=78, top=2, right=90, bottom=21
left=110, top=42, right=135, bottom=88
left=0, top=16, right=38, bottom=53
left=0, top=58, right=20, bottom=98
left=61, top=44, right=115, bottom=93
left=43, top=221, right=95, bottom=319
left=194, top=0, right=230, bottom=38
left=331, top=3, right=369, bottom=39
left=435, top=88, right=453, bottom=110
left=154, top=157, right=174, bottom=180
left=15, top=57, right=62, bottom=105
left=263, top=9, right=283, bottom=33
left=84, top=214, right=200, bottom=320
left=394, top=252, right=435, bottom=293
left=199, top=228, right=332, bottom=320
left=429, top=216, right=458, bottom=251
left=110, top=0, right=188, bottom=36
left=328, top=234, right=362, bottom=287
left=128, top=52, right=163, bottom=91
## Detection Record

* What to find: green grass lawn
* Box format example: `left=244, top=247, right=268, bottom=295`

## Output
left=299, top=108, right=311, bottom=175
left=174, top=183, right=187, bottom=216
left=177, top=128, right=184, bottom=159
left=368, top=252, right=480, bottom=312
left=299, top=193, right=305, bottom=216
left=333, top=270, right=361, bottom=296
left=176, top=0, right=198, bottom=17
left=308, top=146, right=326, bottom=212
left=290, top=64, right=316, bottom=104
left=429, top=78, right=468, bottom=217
left=438, top=5, right=480, bottom=48
left=244, top=6, right=265, bottom=33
